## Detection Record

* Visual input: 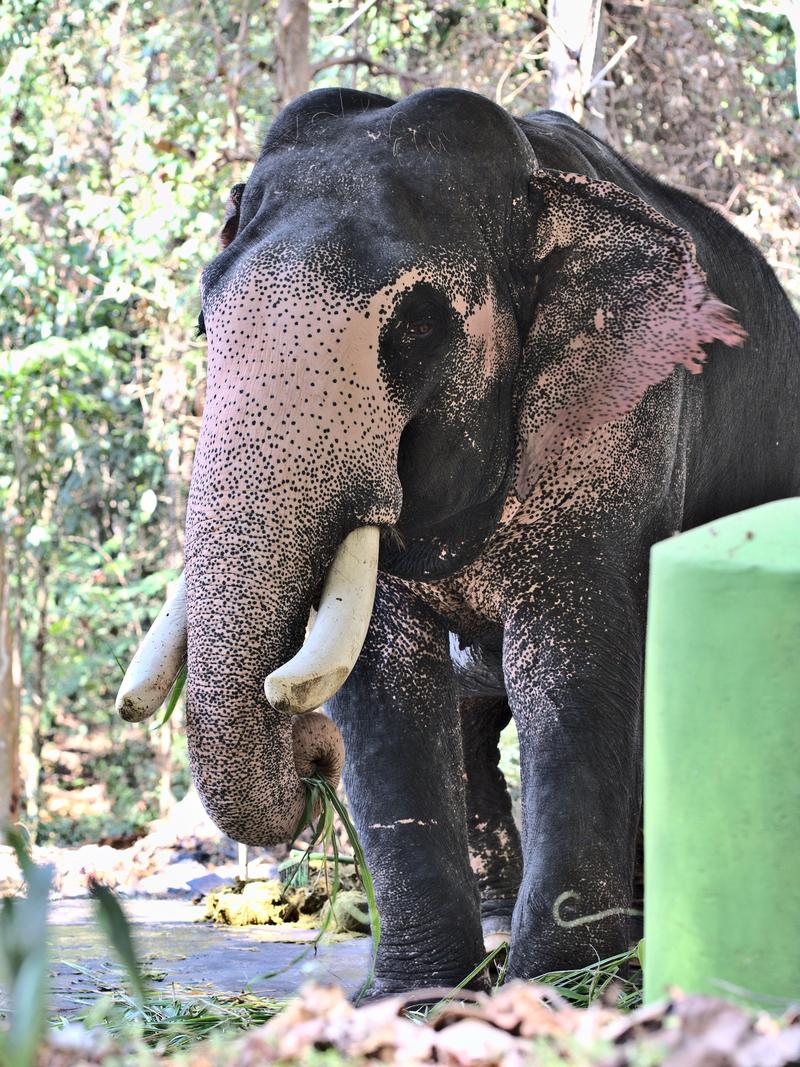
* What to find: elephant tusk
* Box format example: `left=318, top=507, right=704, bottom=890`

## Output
left=115, top=573, right=187, bottom=722
left=264, top=526, right=380, bottom=715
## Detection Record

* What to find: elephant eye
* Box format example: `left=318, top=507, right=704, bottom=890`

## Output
left=395, top=317, right=438, bottom=346
left=384, top=283, right=452, bottom=357
left=405, top=320, right=435, bottom=340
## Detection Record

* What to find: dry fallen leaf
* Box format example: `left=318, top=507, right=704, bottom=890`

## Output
left=430, top=1017, right=526, bottom=1066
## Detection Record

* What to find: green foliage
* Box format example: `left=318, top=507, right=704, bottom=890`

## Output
left=0, top=0, right=219, bottom=838
left=0, top=829, right=53, bottom=1067
left=711, top=1, right=796, bottom=113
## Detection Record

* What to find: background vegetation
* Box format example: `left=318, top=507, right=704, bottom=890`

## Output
left=1, top=0, right=797, bottom=847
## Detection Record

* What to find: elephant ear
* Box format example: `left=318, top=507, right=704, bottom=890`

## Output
left=220, top=182, right=246, bottom=249
left=515, top=170, right=747, bottom=500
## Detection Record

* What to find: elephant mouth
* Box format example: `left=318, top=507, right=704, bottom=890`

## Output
left=380, top=467, right=515, bottom=581
left=115, top=525, right=381, bottom=723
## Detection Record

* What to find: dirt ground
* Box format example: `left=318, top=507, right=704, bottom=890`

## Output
left=0, top=790, right=372, bottom=1016
left=41, top=899, right=371, bottom=1015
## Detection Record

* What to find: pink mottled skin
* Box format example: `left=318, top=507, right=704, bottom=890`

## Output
left=179, top=88, right=799, bottom=994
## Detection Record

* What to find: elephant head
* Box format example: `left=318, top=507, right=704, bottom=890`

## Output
left=117, top=88, right=744, bottom=845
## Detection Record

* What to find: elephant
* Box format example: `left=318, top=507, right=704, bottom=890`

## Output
left=117, top=87, right=800, bottom=996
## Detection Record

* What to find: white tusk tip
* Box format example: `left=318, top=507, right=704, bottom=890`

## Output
left=264, top=666, right=348, bottom=716
left=115, top=689, right=158, bottom=723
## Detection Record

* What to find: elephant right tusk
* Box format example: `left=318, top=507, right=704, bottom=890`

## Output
left=264, top=526, right=380, bottom=715
left=116, top=573, right=187, bottom=722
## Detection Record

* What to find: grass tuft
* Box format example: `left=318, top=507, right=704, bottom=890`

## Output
left=536, top=945, right=643, bottom=1009
left=66, top=987, right=285, bottom=1053
left=300, top=775, right=381, bottom=1002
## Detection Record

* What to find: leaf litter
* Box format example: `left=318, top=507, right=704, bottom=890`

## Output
left=38, top=980, right=800, bottom=1066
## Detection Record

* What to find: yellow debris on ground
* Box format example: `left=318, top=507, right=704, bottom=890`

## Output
left=204, top=873, right=369, bottom=935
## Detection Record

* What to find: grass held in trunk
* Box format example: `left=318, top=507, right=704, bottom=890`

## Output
left=294, top=776, right=381, bottom=1001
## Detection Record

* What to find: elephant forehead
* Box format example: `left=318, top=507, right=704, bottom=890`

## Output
left=194, top=257, right=421, bottom=506
left=202, top=248, right=500, bottom=373
left=203, top=254, right=424, bottom=390
left=191, top=256, right=412, bottom=523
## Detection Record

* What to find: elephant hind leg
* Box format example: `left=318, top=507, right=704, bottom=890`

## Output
left=460, top=693, right=523, bottom=951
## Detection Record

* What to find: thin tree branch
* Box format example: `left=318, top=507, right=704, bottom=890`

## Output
left=330, top=0, right=378, bottom=38
left=495, top=31, right=547, bottom=105
left=311, top=52, right=436, bottom=86
left=585, top=34, right=637, bottom=94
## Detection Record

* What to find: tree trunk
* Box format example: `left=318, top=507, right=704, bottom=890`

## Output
left=0, top=529, right=21, bottom=828
left=275, top=0, right=310, bottom=107
left=547, top=0, right=606, bottom=137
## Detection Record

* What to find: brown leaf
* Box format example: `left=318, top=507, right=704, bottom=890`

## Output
left=735, top=1026, right=800, bottom=1067
left=660, top=996, right=754, bottom=1067
left=478, top=981, right=572, bottom=1038
left=431, top=1018, right=526, bottom=1066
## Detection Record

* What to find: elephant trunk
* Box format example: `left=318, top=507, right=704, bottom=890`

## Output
left=116, top=524, right=380, bottom=846
left=182, top=517, right=346, bottom=846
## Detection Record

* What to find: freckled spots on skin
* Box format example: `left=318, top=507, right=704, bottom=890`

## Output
left=514, top=171, right=745, bottom=501
left=186, top=239, right=517, bottom=845
left=495, top=828, right=510, bottom=849
left=400, top=168, right=741, bottom=638
left=454, top=286, right=515, bottom=381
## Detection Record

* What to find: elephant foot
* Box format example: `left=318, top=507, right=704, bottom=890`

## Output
left=506, top=876, right=635, bottom=980
left=481, top=914, right=512, bottom=954
left=357, top=970, right=490, bottom=1006
left=357, top=935, right=492, bottom=1004
left=480, top=900, right=514, bottom=954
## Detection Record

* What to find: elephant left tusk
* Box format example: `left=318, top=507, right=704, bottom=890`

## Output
left=264, top=526, right=380, bottom=715
left=116, top=573, right=187, bottom=722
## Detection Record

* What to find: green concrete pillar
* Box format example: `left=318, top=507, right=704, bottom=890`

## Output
left=644, top=499, right=800, bottom=1007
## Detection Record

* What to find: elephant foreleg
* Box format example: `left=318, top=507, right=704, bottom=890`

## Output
left=460, top=695, right=522, bottom=949
left=503, top=570, right=644, bottom=980
left=329, top=574, right=485, bottom=996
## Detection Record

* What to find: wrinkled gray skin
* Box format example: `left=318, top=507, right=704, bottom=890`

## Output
left=186, top=87, right=800, bottom=994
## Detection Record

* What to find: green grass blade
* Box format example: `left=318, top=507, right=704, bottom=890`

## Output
left=152, top=663, right=187, bottom=729
left=89, top=880, right=148, bottom=1009
left=314, top=778, right=380, bottom=1002
left=535, top=946, right=642, bottom=1008
left=427, top=941, right=508, bottom=1020
left=1, top=829, right=53, bottom=1067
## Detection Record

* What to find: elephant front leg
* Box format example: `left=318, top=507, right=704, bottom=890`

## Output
left=329, top=576, right=485, bottom=996
left=504, top=590, right=643, bottom=979
left=460, top=695, right=522, bottom=949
